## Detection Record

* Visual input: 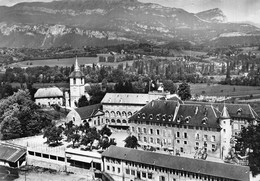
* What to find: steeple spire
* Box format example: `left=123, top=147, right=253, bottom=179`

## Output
left=74, top=56, right=80, bottom=71
left=221, top=103, right=230, bottom=119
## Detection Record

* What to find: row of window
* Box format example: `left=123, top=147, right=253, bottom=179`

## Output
left=131, top=121, right=219, bottom=132
left=106, top=119, right=128, bottom=124
left=28, top=151, right=65, bottom=162
left=122, top=161, right=228, bottom=181
left=105, top=111, right=134, bottom=118
left=106, top=165, right=121, bottom=174
left=133, top=127, right=216, bottom=142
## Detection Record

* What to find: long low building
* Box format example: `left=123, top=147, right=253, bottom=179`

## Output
left=102, top=145, right=250, bottom=181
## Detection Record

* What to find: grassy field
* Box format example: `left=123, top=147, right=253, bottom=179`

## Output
left=190, top=83, right=260, bottom=97
left=9, top=57, right=134, bottom=68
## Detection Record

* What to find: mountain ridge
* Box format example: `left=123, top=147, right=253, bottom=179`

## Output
left=0, top=0, right=259, bottom=48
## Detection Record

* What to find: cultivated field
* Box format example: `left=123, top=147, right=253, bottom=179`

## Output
left=190, top=83, right=260, bottom=97
left=9, top=57, right=134, bottom=68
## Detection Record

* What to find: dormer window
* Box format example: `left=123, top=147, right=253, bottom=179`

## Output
left=168, top=115, right=172, bottom=121
left=137, top=113, right=141, bottom=119
left=237, top=108, right=242, bottom=115
left=149, top=114, right=153, bottom=120
left=202, top=117, right=208, bottom=125
left=177, top=118, right=181, bottom=123
left=142, top=113, right=146, bottom=119
left=156, top=114, right=160, bottom=121
left=185, top=116, right=191, bottom=123
left=162, top=115, right=166, bottom=121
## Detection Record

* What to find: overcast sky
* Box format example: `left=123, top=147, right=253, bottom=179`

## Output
left=0, top=0, right=259, bottom=24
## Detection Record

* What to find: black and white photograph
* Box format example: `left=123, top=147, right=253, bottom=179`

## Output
left=0, top=0, right=260, bottom=180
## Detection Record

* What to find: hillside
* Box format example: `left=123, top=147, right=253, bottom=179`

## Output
left=0, top=0, right=259, bottom=48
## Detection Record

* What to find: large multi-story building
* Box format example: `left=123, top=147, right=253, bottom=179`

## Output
left=101, top=92, right=179, bottom=128
left=102, top=145, right=250, bottom=181
left=129, top=100, right=258, bottom=159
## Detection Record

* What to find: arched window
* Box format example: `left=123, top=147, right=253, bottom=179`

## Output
left=128, top=112, right=132, bottom=117
left=149, top=114, right=153, bottom=120
left=111, top=111, right=115, bottom=117
left=105, top=111, right=110, bottom=117
left=122, top=120, right=127, bottom=124
left=177, top=117, right=181, bottom=123
left=73, top=78, right=76, bottom=84
left=122, top=111, right=127, bottom=117
left=111, top=119, right=115, bottom=123
left=117, top=111, right=121, bottom=117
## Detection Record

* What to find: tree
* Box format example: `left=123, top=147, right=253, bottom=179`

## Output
left=43, top=125, right=63, bottom=146
left=235, top=124, right=260, bottom=176
left=177, top=82, right=191, bottom=101
left=124, top=135, right=140, bottom=149
left=78, top=95, right=89, bottom=107
left=163, top=80, right=177, bottom=94
left=0, top=90, right=51, bottom=140
left=99, top=125, right=112, bottom=137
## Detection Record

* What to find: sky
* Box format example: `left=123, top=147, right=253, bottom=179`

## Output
left=0, top=0, right=259, bottom=25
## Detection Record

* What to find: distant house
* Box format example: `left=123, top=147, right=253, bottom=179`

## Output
left=66, top=104, right=104, bottom=126
left=34, top=86, right=63, bottom=107
left=97, top=53, right=125, bottom=63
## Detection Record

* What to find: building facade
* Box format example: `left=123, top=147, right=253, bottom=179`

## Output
left=101, top=92, right=179, bottom=128
left=102, top=146, right=250, bottom=181
left=129, top=100, right=258, bottom=160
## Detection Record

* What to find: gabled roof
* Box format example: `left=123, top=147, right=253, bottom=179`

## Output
left=102, top=146, right=250, bottom=181
left=129, top=100, right=220, bottom=129
left=0, top=142, right=26, bottom=163
left=101, top=93, right=177, bottom=105
left=74, top=104, right=103, bottom=120
left=34, top=86, right=63, bottom=98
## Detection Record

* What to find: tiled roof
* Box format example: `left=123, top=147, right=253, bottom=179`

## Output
left=0, top=143, right=26, bottom=163
left=102, top=146, right=250, bottom=181
left=74, top=104, right=103, bottom=120
left=129, top=100, right=220, bottom=129
left=175, top=104, right=219, bottom=128
left=101, top=93, right=177, bottom=105
left=185, top=101, right=258, bottom=119
left=34, top=86, right=63, bottom=98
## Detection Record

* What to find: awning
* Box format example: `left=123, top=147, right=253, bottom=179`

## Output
left=70, top=155, right=93, bottom=163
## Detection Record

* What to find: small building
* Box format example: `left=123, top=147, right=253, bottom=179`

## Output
left=34, top=86, right=63, bottom=107
left=66, top=104, right=104, bottom=126
left=102, top=145, right=250, bottom=181
left=0, top=142, right=26, bottom=168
